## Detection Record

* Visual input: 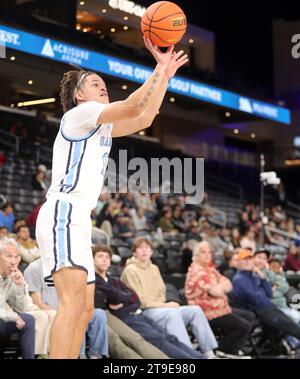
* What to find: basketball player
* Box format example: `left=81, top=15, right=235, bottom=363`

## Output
left=35, top=37, right=188, bottom=358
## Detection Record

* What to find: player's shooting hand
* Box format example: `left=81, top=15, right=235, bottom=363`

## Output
left=143, top=36, right=174, bottom=67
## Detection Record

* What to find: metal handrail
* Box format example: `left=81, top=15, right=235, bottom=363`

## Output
left=35, top=145, right=52, bottom=164
left=92, top=226, right=110, bottom=246
left=0, top=129, right=19, bottom=155
left=206, top=174, right=244, bottom=198
left=206, top=205, right=227, bottom=227
left=264, top=225, right=299, bottom=249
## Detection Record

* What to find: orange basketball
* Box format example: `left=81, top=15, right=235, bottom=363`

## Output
left=141, top=1, right=187, bottom=47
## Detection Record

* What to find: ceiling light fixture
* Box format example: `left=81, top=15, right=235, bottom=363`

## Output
left=17, top=98, right=56, bottom=107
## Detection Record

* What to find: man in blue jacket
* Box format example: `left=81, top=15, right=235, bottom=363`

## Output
left=232, top=249, right=300, bottom=339
left=93, top=244, right=207, bottom=359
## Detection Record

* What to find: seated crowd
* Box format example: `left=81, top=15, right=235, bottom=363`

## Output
left=1, top=190, right=300, bottom=359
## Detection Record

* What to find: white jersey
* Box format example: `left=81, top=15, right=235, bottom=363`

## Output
left=47, top=101, right=112, bottom=211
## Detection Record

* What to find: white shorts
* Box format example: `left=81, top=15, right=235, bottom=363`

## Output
left=35, top=194, right=95, bottom=285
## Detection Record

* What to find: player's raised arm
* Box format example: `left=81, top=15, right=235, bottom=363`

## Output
left=97, top=39, right=174, bottom=126
left=107, top=37, right=188, bottom=138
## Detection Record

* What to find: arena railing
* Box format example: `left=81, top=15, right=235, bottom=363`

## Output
left=264, top=225, right=299, bottom=249
left=0, top=129, right=19, bottom=156
left=206, top=174, right=244, bottom=198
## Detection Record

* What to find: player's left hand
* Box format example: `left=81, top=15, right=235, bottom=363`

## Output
left=165, top=50, right=189, bottom=80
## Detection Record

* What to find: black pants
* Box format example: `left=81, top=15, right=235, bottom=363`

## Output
left=0, top=313, right=35, bottom=359
left=256, top=308, right=300, bottom=340
left=123, top=313, right=206, bottom=359
left=209, top=309, right=255, bottom=354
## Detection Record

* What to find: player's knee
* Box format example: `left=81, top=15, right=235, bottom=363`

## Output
left=60, top=295, right=87, bottom=318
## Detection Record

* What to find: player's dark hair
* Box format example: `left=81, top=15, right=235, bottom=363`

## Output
left=59, top=67, right=94, bottom=113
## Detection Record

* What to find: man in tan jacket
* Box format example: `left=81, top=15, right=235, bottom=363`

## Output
left=0, top=237, right=35, bottom=358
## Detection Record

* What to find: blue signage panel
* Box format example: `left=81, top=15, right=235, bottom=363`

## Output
left=0, top=24, right=291, bottom=124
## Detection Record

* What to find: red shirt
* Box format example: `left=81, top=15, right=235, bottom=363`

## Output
left=185, top=262, right=232, bottom=320
left=284, top=254, right=300, bottom=272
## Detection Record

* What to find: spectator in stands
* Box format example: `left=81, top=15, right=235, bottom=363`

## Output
left=218, top=249, right=234, bottom=274
left=134, top=193, right=155, bottom=220
left=0, top=238, right=35, bottom=359
left=185, top=242, right=255, bottom=358
left=222, top=253, right=239, bottom=281
left=239, top=211, right=251, bottom=235
left=112, top=213, right=134, bottom=242
left=186, top=220, right=202, bottom=241
left=171, top=205, right=188, bottom=233
left=96, top=202, right=115, bottom=230
left=284, top=243, right=300, bottom=272
left=13, top=253, right=56, bottom=359
left=95, top=192, right=111, bottom=217
left=13, top=218, right=27, bottom=234
left=240, top=227, right=257, bottom=252
left=130, top=207, right=148, bottom=232
left=231, top=249, right=300, bottom=341
left=16, top=226, right=40, bottom=266
left=206, top=227, right=228, bottom=254
left=93, top=244, right=206, bottom=359
left=0, top=226, right=8, bottom=239
left=26, top=201, right=44, bottom=230
left=267, top=258, right=300, bottom=324
left=219, top=228, right=231, bottom=249
left=0, top=202, right=15, bottom=232
left=121, top=237, right=218, bottom=358
left=31, top=165, right=47, bottom=192
left=120, top=192, right=137, bottom=210
left=0, top=149, right=6, bottom=168
left=182, top=239, right=198, bottom=273
left=157, top=209, right=176, bottom=233
left=231, top=228, right=241, bottom=249
left=24, top=258, right=108, bottom=359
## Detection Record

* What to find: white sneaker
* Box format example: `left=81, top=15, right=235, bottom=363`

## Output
left=89, top=355, right=101, bottom=359
left=215, top=350, right=251, bottom=359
